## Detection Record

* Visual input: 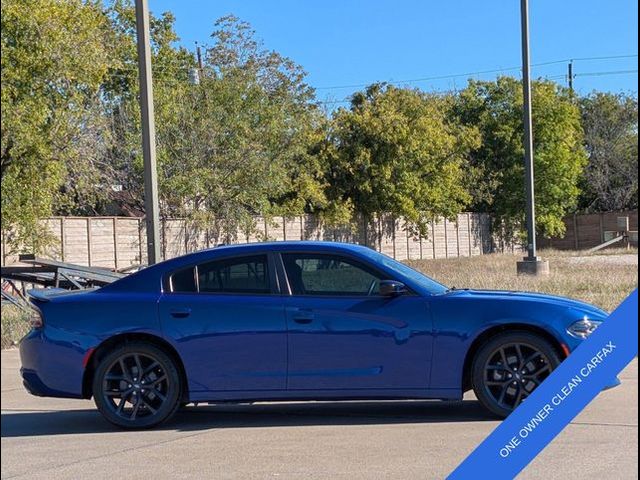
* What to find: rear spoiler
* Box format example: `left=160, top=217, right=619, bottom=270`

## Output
left=27, top=287, right=97, bottom=303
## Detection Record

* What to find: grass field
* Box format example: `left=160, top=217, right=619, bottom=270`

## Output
left=1, top=248, right=637, bottom=348
left=407, top=248, right=638, bottom=312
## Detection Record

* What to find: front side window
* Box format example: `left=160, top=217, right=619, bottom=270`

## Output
left=282, top=253, right=384, bottom=296
left=170, top=255, right=270, bottom=294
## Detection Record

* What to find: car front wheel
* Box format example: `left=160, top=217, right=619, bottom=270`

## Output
left=92, top=342, right=181, bottom=429
left=472, top=331, right=561, bottom=418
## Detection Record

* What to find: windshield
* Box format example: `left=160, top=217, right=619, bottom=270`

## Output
left=358, top=248, right=449, bottom=295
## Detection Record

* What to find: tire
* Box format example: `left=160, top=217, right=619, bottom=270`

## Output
left=471, top=331, right=561, bottom=418
left=93, top=342, right=181, bottom=429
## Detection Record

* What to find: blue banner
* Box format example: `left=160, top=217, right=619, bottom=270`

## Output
left=448, top=289, right=638, bottom=479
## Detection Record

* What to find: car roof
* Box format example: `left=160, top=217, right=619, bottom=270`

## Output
left=202, top=241, right=370, bottom=254
left=99, top=241, right=377, bottom=294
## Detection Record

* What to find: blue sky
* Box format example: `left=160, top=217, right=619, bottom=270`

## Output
left=150, top=0, right=638, bottom=105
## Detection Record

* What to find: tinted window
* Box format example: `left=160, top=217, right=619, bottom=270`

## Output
left=197, top=255, right=270, bottom=294
left=171, top=267, right=196, bottom=293
left=282, top=253, right=383, bottom=296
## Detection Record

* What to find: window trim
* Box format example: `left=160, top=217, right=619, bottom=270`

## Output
left=165, top=251, right=280, bottom=296
left=276, top=250, right=416, bottom=298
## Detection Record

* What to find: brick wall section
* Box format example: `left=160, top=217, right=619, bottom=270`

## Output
left=1, top=213, right=493, bottom=268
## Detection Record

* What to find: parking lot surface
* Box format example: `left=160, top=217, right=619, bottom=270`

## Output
left=1, top=349, right=637, bottom=479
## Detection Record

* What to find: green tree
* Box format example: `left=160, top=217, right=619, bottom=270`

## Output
left=578, top=92, right=638, bottom=212
left=152, top=15, right=326, bottom=240
left=59, top=0, right=197, bottom=217
left=1, top=0, right=110, bottom=252
left=454, top=77, right=587, bottom=240
left=324, top=84, right=480, bottom=236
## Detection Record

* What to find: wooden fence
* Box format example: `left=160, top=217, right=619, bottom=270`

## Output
left=1, top=213, right=493, bottom=269
left=537, top=210, right=638, bottom=250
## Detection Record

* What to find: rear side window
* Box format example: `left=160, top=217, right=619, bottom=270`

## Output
left=171, top=267, right=196, bottom=293
left=197, top=255, right=270, bottom=294
left=170, top=255, right=271, bottom=294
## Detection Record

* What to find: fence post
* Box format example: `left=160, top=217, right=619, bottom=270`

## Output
left=479, top=215, right=485, bottom=254
left=456, top=216, right=461, bottom=257
left=444, top=218, right=448, bottom=258
left=431, top=220, right=436, bottom=259
left=573, top=214, right=579, bottom=249
left=391, top=215, right=397, bottom=259
left=136, top=218, right=143, bottom=264
left=60, top=217, right=66, bottom=262
left=162, top=218, right=167, bottom=261
left=467, top=213, right=472, bottom=256
left=113, top=217, right=119, bottom=270
left=86, top=218, right=92, bottom=266
left=599, top=213, right=605, bottom=243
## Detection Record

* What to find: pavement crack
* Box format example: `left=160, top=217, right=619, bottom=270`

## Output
left=569, top=421, right=638, bottom=428
left=4, top=428, right=220, bottom=479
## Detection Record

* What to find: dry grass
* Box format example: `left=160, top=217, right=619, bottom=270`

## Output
left=0, top=305, right=30, bottom=349
left=406, top=248, right=638, bottom=312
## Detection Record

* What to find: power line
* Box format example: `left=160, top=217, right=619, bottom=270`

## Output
left=575, top=69, right=638, bottom=77
left=315, top=69, right=639, bottom=106
left=315, top=54, right=638, bottom=91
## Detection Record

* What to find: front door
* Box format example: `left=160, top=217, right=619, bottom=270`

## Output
left=280, top=252, right=433, bottom=391
left=159, top=253, right=287, bottom=394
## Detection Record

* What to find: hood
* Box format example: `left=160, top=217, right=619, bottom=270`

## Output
left=446, top=289, right=608, bottom=318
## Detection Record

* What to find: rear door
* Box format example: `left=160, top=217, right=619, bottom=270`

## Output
left=158, top=253, right=287, bottom=394
left=280, top=252, right=433, bottom=391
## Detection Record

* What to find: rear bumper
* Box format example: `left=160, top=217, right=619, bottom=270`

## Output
left=20, top=368, right=81, bottom=398
left=19, top=328, right=85, bottom=399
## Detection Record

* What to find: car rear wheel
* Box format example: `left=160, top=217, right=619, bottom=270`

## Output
left=93, top=342, right=181, bottom=429
left=472, top=331, right=561, bottom=418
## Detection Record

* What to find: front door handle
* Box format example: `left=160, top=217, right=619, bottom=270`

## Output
left=293, top=316, right=313, bottom=324
left=170, top=308, right=191, bottom=319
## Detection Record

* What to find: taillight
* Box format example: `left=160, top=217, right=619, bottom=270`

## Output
left=29, top=309, right=44, bottom=328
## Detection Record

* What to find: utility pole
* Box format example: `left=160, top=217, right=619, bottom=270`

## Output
left=568, top=61, right=574, bottom=92
left=135, top=0, right=161, bottom=265
left=516, top=0, right=549, bottom=275
left=196, top=41, right=203, bottom=70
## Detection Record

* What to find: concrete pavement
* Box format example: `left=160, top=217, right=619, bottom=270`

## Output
left=1, top=349, right=637, bottom=479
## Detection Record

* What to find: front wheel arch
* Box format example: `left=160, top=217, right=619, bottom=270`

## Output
left=82, top=332, right=188, bottom=402
left=461, top=323, right=567, bottom=393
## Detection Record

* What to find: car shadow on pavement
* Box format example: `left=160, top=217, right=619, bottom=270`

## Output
left=1, top=400, right=497, bottom=437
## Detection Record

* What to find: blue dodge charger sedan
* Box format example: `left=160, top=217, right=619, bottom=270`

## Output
left=20, top=241, right=608, bottom=428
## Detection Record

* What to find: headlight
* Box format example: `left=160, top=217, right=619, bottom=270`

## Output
left=567, top=318, right=602, bottom=339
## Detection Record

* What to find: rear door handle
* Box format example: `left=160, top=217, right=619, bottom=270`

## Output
left=292, top=309, right=314, bottom=324
left=170, top=308, right=191, bottom=319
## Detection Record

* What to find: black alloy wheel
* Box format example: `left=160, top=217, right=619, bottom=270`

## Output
left=93, top=342, right=181, bottom=429
left=472, top=331, right=561, bottom=418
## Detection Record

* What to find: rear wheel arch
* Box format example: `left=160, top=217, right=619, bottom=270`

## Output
left=461, top=323, right=567, bottom=392
left=82, top=333, right=188, bottom=401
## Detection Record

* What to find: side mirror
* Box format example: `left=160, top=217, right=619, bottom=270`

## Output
left=379, top=280, right=407, bottom=297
